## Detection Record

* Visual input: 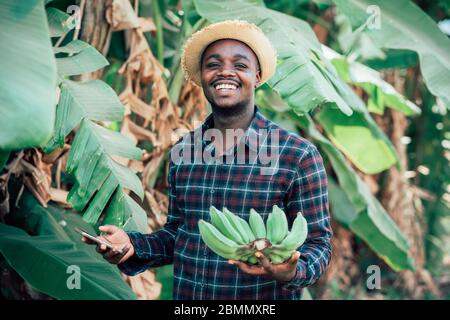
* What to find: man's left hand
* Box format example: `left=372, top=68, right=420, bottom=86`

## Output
left=228, top=251, right=300, bottom=282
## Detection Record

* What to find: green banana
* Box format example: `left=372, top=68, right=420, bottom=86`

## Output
left=209, top=206, right=245, bottom=245
left=262, top=246, right=293, bottom=264
left=239, top=249, right=255, bottom=262
left=202, top=206, right=308, bottom=265
left=273, top=212, right=308, bottom=251
left=247, top=255, right=258, bottom=265
left=237, top=215, right=256, bottom=242
left=234, top=215, right=255, bottom=243
left=266, top=205, right=288, bottom=245
left=222, top=207, right=252, bottom=244
left=249, top=208, right=266, bottom=239
left=268, top=252, right=289, bottom=264
left=198, top=219, right=243, bottom=259
left=265, top=246, right=295, bottom=261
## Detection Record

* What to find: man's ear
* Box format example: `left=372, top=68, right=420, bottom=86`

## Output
left=255, top=69, right=262, bottom=88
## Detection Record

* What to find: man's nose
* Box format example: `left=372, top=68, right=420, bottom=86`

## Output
left=217, top=64, right=236, bottom=77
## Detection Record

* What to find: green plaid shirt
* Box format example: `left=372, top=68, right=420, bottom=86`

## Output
left=119, top=106, right=332, bottom=300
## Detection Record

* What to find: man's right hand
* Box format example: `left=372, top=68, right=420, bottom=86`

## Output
left=81, top=225, right=135, bottom=265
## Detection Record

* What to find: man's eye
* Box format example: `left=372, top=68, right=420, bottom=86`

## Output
left=207, top=63, right=220, bottom=68
left=236, top=63, right=247, bottom=69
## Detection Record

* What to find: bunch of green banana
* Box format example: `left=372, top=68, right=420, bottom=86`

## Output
left=198, top=205, right=308, bottom=265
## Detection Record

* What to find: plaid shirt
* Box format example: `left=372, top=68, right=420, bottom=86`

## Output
left=119, top=106, right=332, bottom=300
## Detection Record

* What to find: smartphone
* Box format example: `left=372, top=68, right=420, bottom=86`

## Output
left=74, top=227, right=123, bottom=254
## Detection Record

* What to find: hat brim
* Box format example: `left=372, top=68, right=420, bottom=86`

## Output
left=181, top=20, right=277, bottom=87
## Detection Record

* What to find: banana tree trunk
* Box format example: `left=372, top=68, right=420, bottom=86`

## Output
left=374, top=70, right=440, bottom=298
left=76, top=0, right=112, bottom=79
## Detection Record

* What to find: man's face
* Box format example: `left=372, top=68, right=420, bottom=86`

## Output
left=200, top=39, right=261, bottom=110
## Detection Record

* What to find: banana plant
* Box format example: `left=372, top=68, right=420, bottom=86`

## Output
left=0, top=184, right=137, bottom=300
left=332, top=0, right=450, bottom=110
left=0, top=0, right=57, bottom=168
left=322, top=46, right=421, bottom=116
left=42, top=6, right=147, bottom=233
left=256, top=90, right=415, bottom=271
left=0, top=0, right=145, bottom=299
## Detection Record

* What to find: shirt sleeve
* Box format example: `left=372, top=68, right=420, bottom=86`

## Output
left=281, top=144, right=332, bottom=290
left=118, top=158, right=182, bottom=276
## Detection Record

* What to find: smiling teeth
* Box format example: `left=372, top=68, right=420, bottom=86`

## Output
left=215, top=83, right=237, bottom=90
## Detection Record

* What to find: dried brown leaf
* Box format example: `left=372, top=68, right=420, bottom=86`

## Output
left=107, top=0, right=140, bottom=31
left=49, top=188, right=71, bottom=208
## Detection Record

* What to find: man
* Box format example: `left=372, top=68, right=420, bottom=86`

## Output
left=83, top=20, right=332, bottom=300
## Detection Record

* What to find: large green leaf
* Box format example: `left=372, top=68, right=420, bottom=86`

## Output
left=309, top=47, right=400, bottom=174
left=291, top=111, right=415, bottom=271
left=328, top=177, right=358, bottom=226
left=103, top=188, right=149, bottom=234
left=193, top=0, right=353, bottom=115
left=0, top=0, right=56, bottom=151
left=67, top=119, right=147, bottom=233
left=56, top=45, right=109, bottom=77
left=334, top=11, right=385, bottom=61
left=46, top=7, right=72, bottom=37
left=53, top=39, right=89, bottom=54
left=332, top=0, right=450, bottom=109
left=323, top=46, right=421, bottom=116
left=0, top=190, right=137, bottom=300
left=43, top=39, right=146, bottom=232
left=315, top=107, right=398, bottom=174
left=365, top=49, right=418, bottom=70
left=45, top=79, right=125, bottom=151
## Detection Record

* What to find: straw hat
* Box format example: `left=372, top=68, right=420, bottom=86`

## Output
left=181, top=20, right=277, bottom=88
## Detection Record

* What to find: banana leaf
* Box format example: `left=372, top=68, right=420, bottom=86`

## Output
left=56, top=45, right=109, bottom=77
left=0, top=0, right=56, bottom=151
left=193, top=0, right=353, bottom=115
left=54, top=39, right=90, bottom=54
left=322, top=46, right=421, bottom=116
left=328, top=178, right=358, bottom=226
left=334, top=11, right=385, bottom=61
left=102, top=188, right=149, bottom=234
left=332, top=0, right=450, bottom=109
left=292, top=112, right=415, bottom=271
left=365, top=49, right=418, bottom=70
left=67, top=119, right=147, bottom=233
left=45, top=79, right=125, bottom=151
left=315, top=107, right=398, bottom=174
left=46, top=7, right=71, bottom=37
left=0, top=188, right=137, bottom=300
left=310, top=46, right=401, bottom=174
left=43, top=45, right=146, bottom=232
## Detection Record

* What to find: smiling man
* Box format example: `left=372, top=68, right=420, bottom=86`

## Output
left=83, top=20, right=332, bottom=300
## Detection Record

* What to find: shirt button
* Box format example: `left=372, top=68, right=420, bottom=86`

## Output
left=201, top=283, right=205, bottom=288
left=210, top=189, right=215, bottom=194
